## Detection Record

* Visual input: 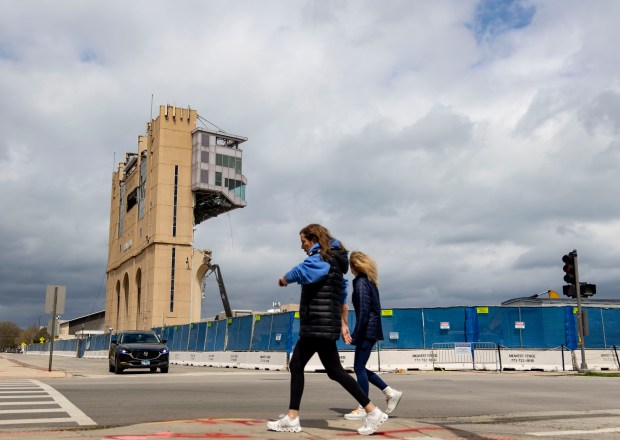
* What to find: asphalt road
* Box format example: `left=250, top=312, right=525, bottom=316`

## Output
left=2, top=354, right=620, bottom=439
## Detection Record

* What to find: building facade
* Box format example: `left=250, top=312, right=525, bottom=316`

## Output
left=105, top=104, right=247, bottom=332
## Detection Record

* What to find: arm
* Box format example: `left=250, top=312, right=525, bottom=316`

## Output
left=341, top=303, right=351, bottom=344
left=283, top=252, right=330, bottom=285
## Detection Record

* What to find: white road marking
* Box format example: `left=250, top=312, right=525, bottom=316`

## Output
left=528, top=427, right=620, bottom=436
left=0, top=408, right=67, bottom=414
left=32, top=380, right=96, bottom=426
left=0, top=417, right=75, bottom=425
left=0, top=380, right=96, bottom=427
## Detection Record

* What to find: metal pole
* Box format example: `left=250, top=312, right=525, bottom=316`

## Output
left=573, top=250, right=589, bottom=372
left=48, top=287, right=58, bottom=372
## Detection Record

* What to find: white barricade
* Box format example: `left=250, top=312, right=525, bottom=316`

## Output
left=584, top=349, right=620, bottom=371
left=378, top=349, right=434, bottom=371
left=171, top=351, right=288, bottom=370
left=500, top=349, right=570, bottom=371
left=239, top=352, right=287, bottom=370
left=303, top=351, right=356, bottom=371
left=83, top=350, right=107, bottom=359
left=171, top=351, right=223, bottom=367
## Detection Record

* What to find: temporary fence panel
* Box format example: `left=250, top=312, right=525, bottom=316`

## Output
left=272, top=312, right=293, bottom=352
left=205, top=320, right=227, bottom=351
left=179, top=324, right=190, bottom=351
left=379, top=309, right=424, bottom=349
left=584, top=307, right=620, bottom=349
left=250, top=314, right=273, bottom=351
left=226, top=315, right=253, bottom=351
left=195, top=322, right=208, bottom=351
left=423, top=308, right=466, bottom=345
left=432, top=342, right=499, bottom=371
left=187, top=323, right=200, bottom=351
left=601, top=308, right=620, bottom=348
left=250, top=313, right=292, bottom=351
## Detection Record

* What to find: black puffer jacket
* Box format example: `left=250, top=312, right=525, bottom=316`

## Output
left=299, top=246, right=349, bottom=340
left=351, top=274, right=384, bottom=344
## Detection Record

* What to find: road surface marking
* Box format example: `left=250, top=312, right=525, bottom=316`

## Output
left=0, top=380, right=96, bottom=427
left=32, top=380, right=96, bottom=426
left=528, top=427, right=620, bottom=436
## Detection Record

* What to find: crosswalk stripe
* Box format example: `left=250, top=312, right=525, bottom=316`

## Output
left=32, top=380, right=96, bottom=426
left=0, top=380, right=96, bottom=428
left=0, top=401, right=57, bottom=406
left=0, top=417, right=75, bottom=425
left=0, top=408, right=67, bottom=414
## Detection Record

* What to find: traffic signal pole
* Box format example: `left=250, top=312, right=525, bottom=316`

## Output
left=572, top=251, right=589, bottom=373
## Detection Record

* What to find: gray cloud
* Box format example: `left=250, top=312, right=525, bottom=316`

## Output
left=1, top=1, right=620, bottom=328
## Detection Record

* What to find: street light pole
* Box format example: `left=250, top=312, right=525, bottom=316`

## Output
left=573, top=250, right=589, bottom=372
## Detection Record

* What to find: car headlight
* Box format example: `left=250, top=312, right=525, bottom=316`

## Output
left=120, top=349, right=131, bottom=354
left=160, top=349, right=168, bottom=354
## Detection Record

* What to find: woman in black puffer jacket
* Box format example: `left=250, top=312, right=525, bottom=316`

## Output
left=267, top=224, right=388, bottom=436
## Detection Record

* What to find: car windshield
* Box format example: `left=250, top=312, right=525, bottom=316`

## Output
left=121, top=333, right=160, bottom=344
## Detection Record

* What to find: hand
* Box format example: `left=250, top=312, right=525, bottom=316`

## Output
left=278, top=276, right=288, bottom=287
left=341, top=326, right=352, bottom=345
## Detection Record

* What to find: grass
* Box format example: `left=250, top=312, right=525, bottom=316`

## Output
left=583, top=371, right=620, bottom=377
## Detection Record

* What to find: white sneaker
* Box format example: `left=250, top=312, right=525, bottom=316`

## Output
left=344, top=406, right=366, bottom=420
left=385, top=389, right=402, bottom=415
left=357, top=408, right=388, bottom=436
left=267, top=414, right=302, bottom=432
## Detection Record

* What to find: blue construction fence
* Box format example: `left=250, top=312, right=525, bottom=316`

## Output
left=25, top=306, right=620, bottom=355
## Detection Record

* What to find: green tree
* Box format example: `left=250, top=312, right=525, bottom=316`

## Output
left=0, top=321, right=22, bottom=350
left=34, top=327, right=51, bottom=343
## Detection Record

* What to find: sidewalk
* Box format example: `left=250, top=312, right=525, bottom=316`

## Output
left=0, top=355, right=69, bottom=379
left=0, top=416, right=475, bottom=440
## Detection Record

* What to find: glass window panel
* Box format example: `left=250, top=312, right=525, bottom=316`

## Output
left=201, top=151, right=209, bottom=163
left=201, top=133, right=209, bottom=147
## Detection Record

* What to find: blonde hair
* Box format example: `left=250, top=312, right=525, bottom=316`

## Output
left=349, top=251, right=379, bottom=286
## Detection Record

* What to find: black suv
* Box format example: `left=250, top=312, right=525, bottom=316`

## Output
left=109, top=330, right=169, bottom=374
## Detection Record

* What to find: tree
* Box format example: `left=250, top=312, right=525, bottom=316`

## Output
left=19, top=325, right=41, bottom=345
left=34, top=327, right=51, bottom=343
left=0, top=321, right=22, bottom=350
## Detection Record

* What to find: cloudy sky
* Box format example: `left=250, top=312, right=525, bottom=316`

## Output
left=1, top=0, right=620, bottom=329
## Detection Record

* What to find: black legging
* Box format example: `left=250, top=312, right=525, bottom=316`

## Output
left=288, top=337, right=371, bottom=411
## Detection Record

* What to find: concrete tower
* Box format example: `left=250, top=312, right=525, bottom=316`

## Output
left=105, top=104, right=247, bottom=332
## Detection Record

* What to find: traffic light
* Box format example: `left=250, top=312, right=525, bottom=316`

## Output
left=562, top=252, right=576, bottom=285
left=562, top=283, right=596, bottom=298
left=580, top=283, right=596, bottom=298
left=562, top=284, right=577, bottom=298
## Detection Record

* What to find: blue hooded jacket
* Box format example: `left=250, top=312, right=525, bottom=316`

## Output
left=284, top=239, right=348, bottom=303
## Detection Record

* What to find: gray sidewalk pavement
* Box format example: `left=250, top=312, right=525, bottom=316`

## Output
left=0, top=355, right=539, bottom=440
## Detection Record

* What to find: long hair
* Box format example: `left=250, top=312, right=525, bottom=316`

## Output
left=349, top=251, right=379, bottom=286
left=299, top=224, right=346, bottom=260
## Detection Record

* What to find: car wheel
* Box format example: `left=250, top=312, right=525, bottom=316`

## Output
left=160, top=366, right=169, bottom=373
left=114, top=357, right=123, bottom=374
left=150, top=367, right=157, bottom=373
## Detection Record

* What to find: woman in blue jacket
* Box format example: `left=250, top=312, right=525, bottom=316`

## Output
left=267, top=224, right=388, bottom=436
left=344, top=251, right=402, bottom=420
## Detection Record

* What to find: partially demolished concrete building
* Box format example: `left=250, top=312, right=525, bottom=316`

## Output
left=105, top=104, right=247, bottom=331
